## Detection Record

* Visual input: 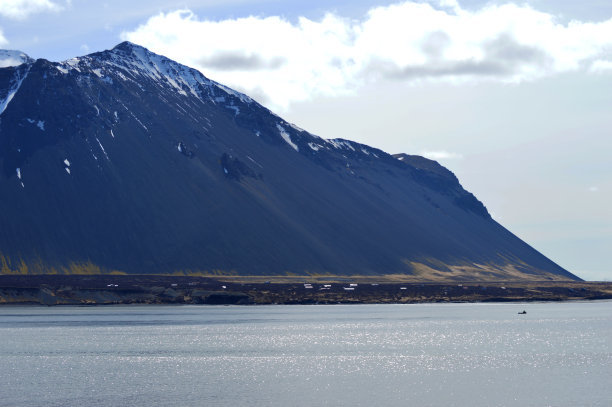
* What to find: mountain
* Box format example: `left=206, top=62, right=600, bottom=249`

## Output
left=0, top=42, right=579, bottom=281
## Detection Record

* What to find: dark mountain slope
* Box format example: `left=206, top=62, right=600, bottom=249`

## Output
left=0, top=42, right=579, bottom=280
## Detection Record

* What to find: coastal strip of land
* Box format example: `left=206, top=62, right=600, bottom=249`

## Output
left=1, top=275, right=611, bottom=305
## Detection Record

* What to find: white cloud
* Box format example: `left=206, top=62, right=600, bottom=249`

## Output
left=122, top=2, right=612, bottom=111
left=124, top=10, right=358, bottom=110
left=588, top=186, right=599, bottom=192
left=0, top=29, right=7, bottom=47
left=419, top=151, right=463, bottom=160
left=0, top=0, right=62, bottom=20
left=590, top=60, right=612, bottom=73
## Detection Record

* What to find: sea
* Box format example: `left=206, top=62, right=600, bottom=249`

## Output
left=0, top=302, right=611, bottom=407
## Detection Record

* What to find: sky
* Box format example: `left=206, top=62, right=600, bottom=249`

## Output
left=1, top=0, right=611, bottom=280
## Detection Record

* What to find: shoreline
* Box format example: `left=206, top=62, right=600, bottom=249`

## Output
left=1, top=275, right=611, bottom=306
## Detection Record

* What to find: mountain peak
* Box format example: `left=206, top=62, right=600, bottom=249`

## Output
left=112, top=41, right=143, bottom=52
left=108, top=41, right=156, bottom=60
left=0, top=49, right=34, bottom=68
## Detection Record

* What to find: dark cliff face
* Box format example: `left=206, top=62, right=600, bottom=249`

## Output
left=392, top=153, right=490, bottom=218
left=0, top=42, right=579, bottom=280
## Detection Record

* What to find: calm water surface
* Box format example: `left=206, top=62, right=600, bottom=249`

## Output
left=1, top=302, right=611, bottom=406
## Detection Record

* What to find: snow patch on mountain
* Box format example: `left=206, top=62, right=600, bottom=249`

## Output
left=308, top=142, right=323, bottom=151
left=246, top=155, right=263, bottom=168
left=0, top=65, right=31, bottom=116
left=96, top=137, right=110, bottom=161
left=63, top=159, right=71, bottom=174
left=120, top=103, right=148, bottom=131
left=287, top=122, right=306, bottom=133
left=215, top=83, right=253, bottom=105
left=225, top=104, right=240, bottom=115
left=277, top=124, right=299, bottom=152
left=327, top=139, right=356, bottom=151
left=64, top=58, right=81, bottom=72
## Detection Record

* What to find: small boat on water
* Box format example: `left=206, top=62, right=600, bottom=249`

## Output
left=518, top=310, right=527, bottom=315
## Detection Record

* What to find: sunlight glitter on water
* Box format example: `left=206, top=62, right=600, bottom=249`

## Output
left=1, top=302, right=611, bottom=407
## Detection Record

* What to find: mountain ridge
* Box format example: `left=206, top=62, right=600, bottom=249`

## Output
left=0, top=42, right=580, bottom=281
